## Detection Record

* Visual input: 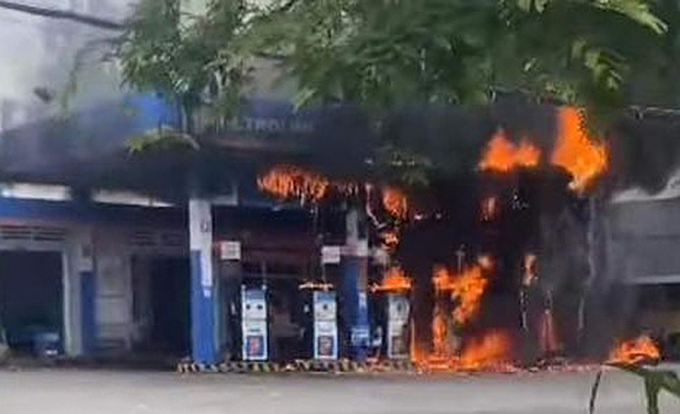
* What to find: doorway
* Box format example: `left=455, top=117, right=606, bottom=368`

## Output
left=0, top=251, right=63, bottom=353
left=132, top=256, right=190, bottom=356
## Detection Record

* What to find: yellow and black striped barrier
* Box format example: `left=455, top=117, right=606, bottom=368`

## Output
left=177, top=359, right=414, bottom=374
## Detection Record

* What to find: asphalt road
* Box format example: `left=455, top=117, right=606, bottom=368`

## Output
left=0, top=367, right=679, bottom=414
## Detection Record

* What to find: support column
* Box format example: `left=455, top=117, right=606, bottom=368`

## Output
left=189, top=198, right=218, bottom=364
left=341, top=208, right=370, bottom=361
left=73, top=227, right=95, bottom=356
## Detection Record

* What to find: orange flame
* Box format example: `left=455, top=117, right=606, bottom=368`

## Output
left=608, top=335, right=661, bottom=364
left=412, top=329, right=514, bottom=372
left=433, top=265, right=489, bottom=325
left=432, top=305, right=452, bottom=357
left=382, top=186, right=409, bottom=220
left=258, top=165, right=329, bottom=202
left=372, top=266, right=412, bottom=292
left=552, top=107, right=608, bottom=192
left=411, top=262, right=510, bottom=372
left=479, top=130, right=541, bottom=172
left=458, top=330, right=514, bottom=371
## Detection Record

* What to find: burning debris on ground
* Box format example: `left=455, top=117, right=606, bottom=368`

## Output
left=608, top=335, right=662, bottom=365
left=255, top=104, right=663, bottom=373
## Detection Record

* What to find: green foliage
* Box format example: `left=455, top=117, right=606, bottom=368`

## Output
left=627, top=0, right=680, bottom=108
left=116, top=0, right=252, bottom=131
left=590, top=364, right=680, bottom=414
left=245, top=0, right=671, bottom=123
left=116, top=0, right=676, bottom=130
left=618, top=364, right=680, bottom=414
left=111, top=0, right=679, bottom=184
left=126, top=126, right=199, bottom=153
left=112, top=0, right=679, bottom=124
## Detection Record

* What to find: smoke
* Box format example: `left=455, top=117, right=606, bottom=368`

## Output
left=609, top=112, right=680, bottom=194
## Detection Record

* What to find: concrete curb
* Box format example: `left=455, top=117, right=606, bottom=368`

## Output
left=176, top=359, right=414, bottom=374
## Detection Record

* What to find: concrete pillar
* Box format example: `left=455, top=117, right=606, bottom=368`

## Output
left=70, top=227, right=95, bottom=356
left=341, top=208, right=370, bottom=361
left=189, top=198, right=218, bottom=364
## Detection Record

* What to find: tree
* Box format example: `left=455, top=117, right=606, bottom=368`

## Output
left=116, top=0, right=251, bottom=133
left=245, top=0, right=673, bottom=125
left=111, top=0, right=680, bottom=181
left=116, top=1, right=676, bottom=125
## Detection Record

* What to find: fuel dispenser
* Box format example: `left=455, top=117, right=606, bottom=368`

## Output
left=300, top=286, right=338, bottom=360
left=386, top=292, right=410, bottom=359
left=299, top=245, right=340, bottom=360
left=313, top=290, right=338, bottom=360
left=241, top=285, right=268, bottom=361
left=370, top=261, right=412, bottom=360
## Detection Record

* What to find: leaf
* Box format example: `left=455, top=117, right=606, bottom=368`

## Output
left=517, top=0, right=533, bottom=12
left=292, top=87, right=318, bottom=110
left=644, top=376, right=661, bottom=414
left=243, top=0, right=671, bottom=122
left=126, top=127, right=199, bottom=153
left=608, top=364, right=680, bottom=414
left=593, top=0, right=667, bottom=34
left=535, top=0, right=549, bottom=13
left=114, top=0, right=252, bottom=132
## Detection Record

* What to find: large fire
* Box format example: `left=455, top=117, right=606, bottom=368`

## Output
left=607, top=335, right=661, bottom=364
left=372, top=266, right=412, bottom=292
left=413, top=330, right=514, bottom=372
left=258, top=164, right=329, bottom=202
left=479, top=130, right=541, bottom=172
left=432, top=305, right=455, bottom=357
left=458, top=331, right=514, bottom=371
left=256, top=107, right=637, bottom=375
left=479, top=107, right=608, bottom=194
left=433, top=265, right=489, bottom=325
left=413, top=261, right=515, bottom=371
left=551, top=107, right=608, bottom=192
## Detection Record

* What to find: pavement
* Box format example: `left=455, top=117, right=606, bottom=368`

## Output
left=0, top=367, right=679, bottom=414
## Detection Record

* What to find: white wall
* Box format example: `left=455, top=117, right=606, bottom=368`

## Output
left=0, top=0, right=132, bottom=132
left=93, top=226, right=133, bottom=349
left=608, top=196, right=680, bottom=284
left=0, top=0, right=295, bottom=134
left=93, top=224, right=188, bottom=351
